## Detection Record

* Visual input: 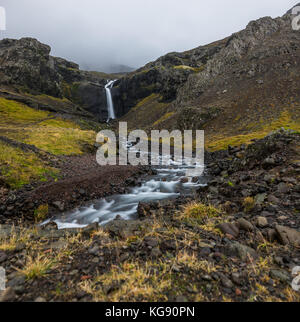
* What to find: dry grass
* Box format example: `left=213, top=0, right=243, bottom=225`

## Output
left=80, top=260, right=172, bottom=302
left=243, top=197, right=255, bottom=213
left=18, top=255, right=55, bottom=280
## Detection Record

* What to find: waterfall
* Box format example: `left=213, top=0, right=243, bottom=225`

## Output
left=105, top=80, right=116, bottom=121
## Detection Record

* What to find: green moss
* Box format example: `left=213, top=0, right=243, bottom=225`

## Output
left=153, top=112, right=175, bottom=126
left=0, top=97, right=96, bottom=155
left=0, top=141, right=59, bottom=189
left=207, top=110, right=300, bottom=151
left=173, top=65, right=205, bottom=73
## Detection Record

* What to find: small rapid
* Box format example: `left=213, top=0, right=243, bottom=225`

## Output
left=46, top=143, right=206, bottom=229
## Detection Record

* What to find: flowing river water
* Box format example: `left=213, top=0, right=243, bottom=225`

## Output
left=46, top=146, right=205, bottom=229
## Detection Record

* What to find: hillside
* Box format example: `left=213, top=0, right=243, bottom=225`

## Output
left=118, top=9, right=300, bottom=151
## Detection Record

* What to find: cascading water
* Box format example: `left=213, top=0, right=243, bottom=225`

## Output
left=105, top=80, right=117, bottom=121
left=44, top=142, right=206, bottom=229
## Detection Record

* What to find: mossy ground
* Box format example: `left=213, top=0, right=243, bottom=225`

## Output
left=205, top=110, right=300, bottom=151
left=0, top=97, right=96, bottom=155
left=0, top=97, right=97, bottom=188
left=0, top=141, right=58, bottom=189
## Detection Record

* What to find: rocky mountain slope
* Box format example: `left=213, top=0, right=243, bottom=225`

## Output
left=118, top=7, right=300, bottom=151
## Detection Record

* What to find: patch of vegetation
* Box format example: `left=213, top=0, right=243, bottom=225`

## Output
left=173, top=65, right=205, bottom=73
left=34, top=204, right=49, bottom=223
left=179, top=202, right=221, bottom=225
left=18, top=255, right=55, bottom=280
left=0, top=97, right=96, bottom=155
left=243, top=197, right=255, bottom=213
left=206, top=110, right=300, bottom=151
left=0, top=141, right=59, bottom=188
left=153, top=112, right=175, bottom=126
left=80, top=261, right=171, bottom=302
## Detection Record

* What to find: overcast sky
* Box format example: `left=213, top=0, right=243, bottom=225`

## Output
left=0, top=0, right=296, bottom=72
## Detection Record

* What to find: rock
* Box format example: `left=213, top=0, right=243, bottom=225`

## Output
left=218, top=223, right=239, bottom=238
left=88, top=246, right=100, bottom=256
left=105, top=220, right=149, bottom=239
left=0, top=252, right=7, bottom=264
left=144, top=237, right=159, bottom=248
left=270, top=270, right=290, bottom=283
left=180, top=177, right=189, bottom=183
left=35, top=297, right=47, bottom=302
left=137, top=202, right=151, bottom=218
left=236, top=218, right=254, bottom=232
left=7, top=276, right=26, bottom=288
left=202, top=274, right=213, bottom=281
left=267, top=229, right=277, bottom=242
left=277, top=183, right=290, bottom=194
left=224, top=242, right=258, bottom=261
left=52, top=201, right=65, bottom=212
left=175, top=295, right=188, bottom=302
left=255, top=193, right=267, bottom=204
left=0, top=287, right=16, bottom=302
left=256, top=217, right=268, bottom=228
left=262, top=157, right=276, bottom=168
left=231, top=272, right=241, bottom=285
left=43, top=221, right=58, bottom=231
left=220, top=274, right=234, bottom=288
left=267, top=195, right=280, bottom=204
left=150, top=247, right=162, bottom=258
left=275, top=225, right=300, bottom=246
left=81, top=223, right=99, bottom=237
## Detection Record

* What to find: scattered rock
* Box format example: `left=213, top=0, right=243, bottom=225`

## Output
left=218, top=223, right=239, bottom=238
left=224, top=242, right=258, bottom=261
left=275, top=225, right=300, bottom=246
left=236, top=218, right=254, bottom=232
left=256, top=217, right=268, bottom=228
left=0, top=287, right=16, bottom=302
left=270, top=270, right=290, bottom=283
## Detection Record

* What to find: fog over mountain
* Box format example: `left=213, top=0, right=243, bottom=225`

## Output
left=0, top=0, right=297, bottom=72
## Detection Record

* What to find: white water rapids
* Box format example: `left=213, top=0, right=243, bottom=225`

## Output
left=105, top=80, right=117, bottom=121
left=44, top=143, right=206, bottom=229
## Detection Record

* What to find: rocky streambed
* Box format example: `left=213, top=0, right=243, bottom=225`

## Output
left=0, top=129, right=300, bottom=302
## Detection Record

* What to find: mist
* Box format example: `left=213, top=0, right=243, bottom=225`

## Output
left=0, top=0, right=296, bottom=72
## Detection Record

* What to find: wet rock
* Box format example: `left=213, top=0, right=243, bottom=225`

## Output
left=81, top=223, right=99, bottom=237
left=275, top=225, right=300, bottom=246
left=236, top=218, right=254, bottom=232
left=256, top=217, right=268, bottom=228
left=224, top=242, right=258, bottom=261
left=218, top=223, right=239, bottom=238
left=180, top=177, right=189, bottom=183
left=43, top=221, right=58, bottom=231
